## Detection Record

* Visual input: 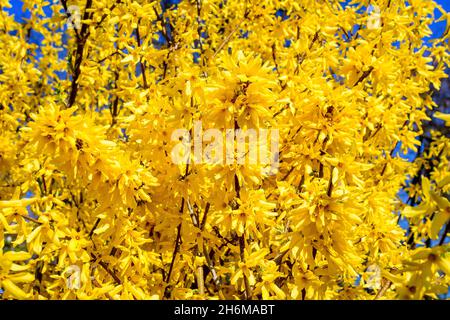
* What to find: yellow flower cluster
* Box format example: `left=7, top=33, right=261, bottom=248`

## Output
left=0, top=0, right=449, bottom=300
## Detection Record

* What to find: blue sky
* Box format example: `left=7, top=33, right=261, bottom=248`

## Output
left=431, top=0, right=450, bottom=34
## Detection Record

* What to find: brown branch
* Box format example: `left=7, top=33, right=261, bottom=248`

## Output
left=200, top=202, right=210, bottom=230
left=186, top=198, right=199, bottom=227
left=15, top=213, right=42, bottom=225
left=91, top=253, right=122, bottom=284
left=438, top=222, right=450, bottom=246
left=202, top=243, right=221, bottom=289
left=239, top=235, right=252, bottom=300
left=110, top=71, right=120, bottom=127
left=374, top=279, right=392, bottom=300
left=327, top=166, right=334, bottom=197
left=66, top=0, right=93, bottom=109
left=195, top=0, right=205, bottom=61
left=212, top=24, right=240, bottom=59
left=295, top=31, right=319, bottom=73
left=135, top=18, right=148, bottom=89
left=164, top=197, right=184, bottom=298
left=353, top=66, right=374, bottom=87
left=88, top=218, right=101, bottom=238
left=94, top=0, right=121, bottom=29
left=152, top=6, right=172, bottom=46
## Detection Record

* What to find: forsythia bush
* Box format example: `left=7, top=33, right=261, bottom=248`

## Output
left=0, top=0, right=449, bottom=300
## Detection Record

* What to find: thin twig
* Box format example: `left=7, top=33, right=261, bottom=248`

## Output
left=91, top=253, right=122, bottom=284
left=374, top=279, right=392, bottom=300
left=212, top=24, right=240, bottom=59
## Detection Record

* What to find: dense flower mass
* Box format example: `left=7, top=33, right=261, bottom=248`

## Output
left=0, top=0, right=449, bottom=300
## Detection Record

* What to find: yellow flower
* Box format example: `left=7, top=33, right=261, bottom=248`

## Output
left=0, top=251, right=34, bottom=299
